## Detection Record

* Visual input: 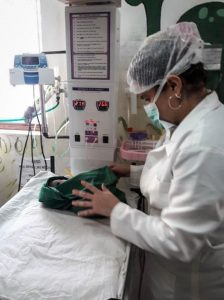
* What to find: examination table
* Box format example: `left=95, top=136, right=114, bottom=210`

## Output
left=0, top=171, right=131, bottom=300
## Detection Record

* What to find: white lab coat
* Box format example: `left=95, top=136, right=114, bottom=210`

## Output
left=111, top=92, right=224, bottom=300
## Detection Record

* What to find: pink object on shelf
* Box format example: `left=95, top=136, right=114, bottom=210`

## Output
left=120, top=139, right=157, bottom=161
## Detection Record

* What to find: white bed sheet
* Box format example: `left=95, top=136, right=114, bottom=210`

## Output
left=0, top=171, right=130, bottom=300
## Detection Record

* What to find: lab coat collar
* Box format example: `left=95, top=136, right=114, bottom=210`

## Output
left=170, top=91, right=221, bottom=142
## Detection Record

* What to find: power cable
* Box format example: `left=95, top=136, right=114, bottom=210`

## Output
left=17, top=124, right=31, bottom=191
left=33, top=87, right=47, bottom=171
left=30, top=122, right=36, bottom=176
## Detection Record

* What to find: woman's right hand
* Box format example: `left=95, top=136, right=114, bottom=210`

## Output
left=109, top=163, right=130, bottom=177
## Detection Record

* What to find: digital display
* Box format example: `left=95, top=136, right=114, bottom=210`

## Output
left=73, top=99, right=86, bottom=111
left=22, top=56, right=39, bottom=65
left=96, top=100, right=109, bottom=111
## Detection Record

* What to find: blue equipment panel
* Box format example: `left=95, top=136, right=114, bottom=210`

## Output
left=14, top=54, right=48, bottom=84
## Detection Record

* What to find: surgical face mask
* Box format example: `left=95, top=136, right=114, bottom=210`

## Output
left=144, top=103, right=164, bottom=131
left=144, top=103, right=175, bottom=132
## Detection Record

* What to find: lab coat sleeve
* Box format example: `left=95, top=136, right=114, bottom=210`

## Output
left=111, top=146, right=224, bottom=262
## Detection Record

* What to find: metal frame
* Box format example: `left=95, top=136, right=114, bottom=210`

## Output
left=57, top=0, right=121, bottom=7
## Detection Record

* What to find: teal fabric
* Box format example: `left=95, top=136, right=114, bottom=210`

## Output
left=39, top=166, right=127, bottom=216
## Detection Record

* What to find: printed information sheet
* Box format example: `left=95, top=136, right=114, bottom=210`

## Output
left=70, top=12, right=110, bottom=79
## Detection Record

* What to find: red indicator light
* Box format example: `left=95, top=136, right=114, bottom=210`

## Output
left=96, top=100, right=109, bottom=111
left=73, top=99, right=86, bottom=110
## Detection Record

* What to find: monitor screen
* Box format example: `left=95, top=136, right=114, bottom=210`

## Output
left=22, top=56, right=39, bottom=65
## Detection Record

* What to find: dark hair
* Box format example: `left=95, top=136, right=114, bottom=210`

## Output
left=157, top=63, right=207, bottom=95
left=179, top=62, right=207, bottom=94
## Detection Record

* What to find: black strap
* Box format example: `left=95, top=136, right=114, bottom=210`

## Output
left=130, top=188, right=146, bottom=212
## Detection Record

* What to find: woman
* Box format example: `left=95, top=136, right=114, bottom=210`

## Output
left=72, top=22, right=224, bottom=299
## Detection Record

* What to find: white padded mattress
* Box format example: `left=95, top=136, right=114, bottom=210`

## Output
left=0, top=171, right=129, bottom=300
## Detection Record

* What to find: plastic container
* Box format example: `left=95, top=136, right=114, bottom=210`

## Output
left=120, top=139, right=157, bottom=161
left=128, top=131, right=148, bottom=141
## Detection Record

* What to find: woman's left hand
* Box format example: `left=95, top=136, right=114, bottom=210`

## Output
left=72, top=180, right=119, bottom=217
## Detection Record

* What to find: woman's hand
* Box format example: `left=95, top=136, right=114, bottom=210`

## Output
left=109, top=163, right=130, bottom=177
left=72, top=180, right=119, bottom=217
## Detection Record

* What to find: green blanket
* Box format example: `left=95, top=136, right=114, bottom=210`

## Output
left=39, top=166, right=126, bottom=216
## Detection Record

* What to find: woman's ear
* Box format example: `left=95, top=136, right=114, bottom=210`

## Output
left=167, top=75, right=183, bottom=95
